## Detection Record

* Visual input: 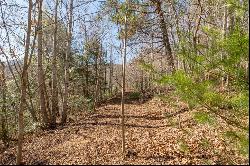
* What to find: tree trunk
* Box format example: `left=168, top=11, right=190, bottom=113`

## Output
left=104, top=50, right=107, bottom=98
left=153, top=0, right=175, bottom=73
left=51, top=0, right=59, bottom=127
left=150, top=32, right=155, bottom=93
left=44, top=83, right=51, bottom=123
left=85, top=58, right=89, bottom=98
left=62, top=0, right=73, bottom=124
left=83, top=23, right=89, bottom=98
left=221, top=4, right=228, bottom=91
left=109, top=46, right=113, bottom=96
left=193, top=0, right=202, bottom=54
left=16, top=0, right=32, bottom=164
left=27, top=78, right=38, bottom=122
left=140, top=66, right=144, bottom=94
left=37, top=0, right=49, bottom=125
left=93, top=45, right=100, bottom=111
left=121, top=7, right=128, bottom=155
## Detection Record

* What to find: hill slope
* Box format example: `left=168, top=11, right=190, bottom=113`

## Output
left=0, top=93, right=247, bottom=165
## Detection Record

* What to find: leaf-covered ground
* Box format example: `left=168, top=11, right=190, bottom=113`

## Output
left=0, top=93, right=248, bottom=165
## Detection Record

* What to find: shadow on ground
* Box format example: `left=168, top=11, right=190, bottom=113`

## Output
left=102, top=92, right=153, bottom=105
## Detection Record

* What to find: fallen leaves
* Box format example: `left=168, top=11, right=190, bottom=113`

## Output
left=0, top=96, right=248, bottom=165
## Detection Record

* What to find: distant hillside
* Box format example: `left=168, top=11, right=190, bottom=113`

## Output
left=1, top=59, right=22, bottom=80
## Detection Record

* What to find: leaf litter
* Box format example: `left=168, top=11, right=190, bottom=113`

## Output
left=0, top=96, right=248, bottom=165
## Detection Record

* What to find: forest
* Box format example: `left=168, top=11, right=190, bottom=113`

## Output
left=0, top=0, right=249, bottom=165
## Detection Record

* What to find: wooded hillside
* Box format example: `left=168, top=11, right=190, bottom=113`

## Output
left=0, top=0, right=249, bottom=165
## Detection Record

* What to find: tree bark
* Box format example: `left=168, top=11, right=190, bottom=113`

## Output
left=37, top=0, right=49, bottom=125
left=152, top=0, right=175, bottom=73
left=193, top=0, right=202, bottom=54
left=51, top=0, right=59, bottom=127
left=109, top=46, right=113, bottom=96
left=83, top=23, right=89, bottom=98
left=221, top=4, right=228, bottom=90
left=104, top=50, right=107, bottom=98
left=62, top=0, right=73, bottom=124
left=93, top=43, right=100, bottom=111
left=16, top=0, right=32, bottom=164
left=85, top=58, right=89, bottom=98
left=121, top=5, right=128, bottom=155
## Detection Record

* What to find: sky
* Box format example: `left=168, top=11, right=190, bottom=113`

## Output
left=0, top=0, right=137, bottom=64
left=0, top=0, right=30, bottom=62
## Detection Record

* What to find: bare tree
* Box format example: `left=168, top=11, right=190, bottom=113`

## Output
left=121, top=2, right=128, bottom=154
left=37, top=0, right=49, bottom=125
left=83, top=22, right=89, bottom=98
left=151, top=0, right=175, bottom=73
left=62, top=0, right=73, bottom=124
left=51, top=0, right=59, bottom=127
left=16, top=0, right=33, bottom=164
left=109, top=45, right=113, bottom=96
left=93, top=41, right=101, bottom=111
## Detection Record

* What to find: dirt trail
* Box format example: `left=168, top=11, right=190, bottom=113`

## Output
left=0, top=93, right=247, bottom=165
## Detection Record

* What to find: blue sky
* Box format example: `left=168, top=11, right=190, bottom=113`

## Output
left=0, top=0, right=137, bottom=64
left=0, top=0, right=28, bottom=62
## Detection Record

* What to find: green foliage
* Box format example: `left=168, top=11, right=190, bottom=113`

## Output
left=68, top=94, right=96, bottom=113
left=155, top=9, right=249, bottom=129
left=25, top=122, right=42, bottom=133
left=69, top=95, right=86, bottom=111
left=203, top=159, right=213, bottom=165
left=128, top=92, right=141, bottom=100
left=202, top=91, right=223, bottom=108
left=165, top=116, right=177, bottom=127
left=226, top=91, right=249, bottom=116
left=193, top=111, right=215, bottom=125
left=226, top=0, right=248, bottom=17
left=84, top=38, right=101, bottom=58
left=157, top=94, right=171, bottom=103
left=138, top=59, right=156, bottom=74
left=199, top=138, right=210, bottom=149
left=148, top=0, right=249, bottom=159
left=178, top=139, right=189, bottom=154
left=104, top=0, right=147, bottom=39
left=86, top=98, right=94, bottom=112
left=156, top=71, right=210, bottom=109
left=224, top=130, right=249, bottom=156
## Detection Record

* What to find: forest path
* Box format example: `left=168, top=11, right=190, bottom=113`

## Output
left=0, top=92, right=244, bottom=165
